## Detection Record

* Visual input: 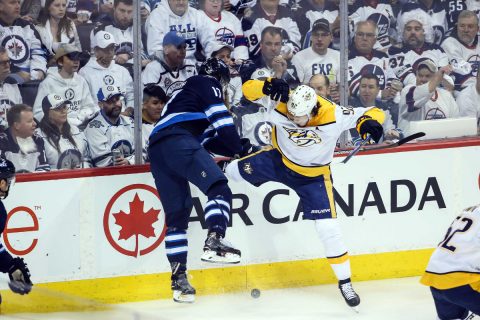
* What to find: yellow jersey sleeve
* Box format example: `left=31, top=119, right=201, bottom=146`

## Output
left=242, top=79, right=267, bottom=101
left=364, top=107, right=386, bottom=124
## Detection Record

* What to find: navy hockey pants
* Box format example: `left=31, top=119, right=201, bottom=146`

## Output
left=236, top=148, right=337, bottom=220
left=148, top=126, right=228, bottom=230
left=431, top=284, right=480, bottom=319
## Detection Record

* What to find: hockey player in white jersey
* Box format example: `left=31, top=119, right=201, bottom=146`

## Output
left=145, top=0, right=215, bottom=62
left=84, top=84, right=134, bottom=167
left=79, top=31, right=134, bottom=114
left=398, top=58, right=459, bottom=135
left=225, top=81, right=385, bottom=310
left=141, top=31, right=197, bottom=97
left=33, top=44, right=96, bottom=129
left=420, top=204, right=480, bottom=320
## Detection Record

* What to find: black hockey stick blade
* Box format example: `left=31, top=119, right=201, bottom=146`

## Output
left=340, top=132, right=425, bottom=164
left=363, top=131, right=425, bottom=151
left=341, top=134, right=371, bottom=164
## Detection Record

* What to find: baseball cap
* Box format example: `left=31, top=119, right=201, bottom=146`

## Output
left=414, top=58, right=437, bottom=73
left=93, top=31, right=116, bottom=49
left=312, top=18, right=330, bottom=33
left=42, top=94, right=71, bottom=111
left=97, top=84, right=125, bottom=102
left=210, top=42, right=234, bottom=57
left=162, top=31, right=186, bottom=47
left=53, top=43, right=87, bottom=61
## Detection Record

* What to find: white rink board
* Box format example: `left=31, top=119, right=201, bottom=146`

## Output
left=1, top=145, right=479, bottom=285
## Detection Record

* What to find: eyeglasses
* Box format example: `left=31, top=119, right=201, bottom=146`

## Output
left=356, top=32, right=376, bottom=39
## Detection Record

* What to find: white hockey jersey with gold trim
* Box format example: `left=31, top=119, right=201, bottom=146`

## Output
left=421, top=204, right=480, bottom=290
left=242, top=79, right=385, bottom=176
left=271, top=103, right=379, bottom=170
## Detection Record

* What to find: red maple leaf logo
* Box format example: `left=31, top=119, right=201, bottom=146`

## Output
left=113, top=193, right=161, bottom=257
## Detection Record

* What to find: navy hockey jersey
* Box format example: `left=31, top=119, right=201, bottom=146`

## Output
left=0, top=200, right=13, bottom=272
left=150, top=75, right=242, bottom=157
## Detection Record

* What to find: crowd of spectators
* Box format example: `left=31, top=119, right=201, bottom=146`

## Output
left=0, top=0, right=478, bottom=172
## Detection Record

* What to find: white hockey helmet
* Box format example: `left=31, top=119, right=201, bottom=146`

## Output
left=287, top=85, right=317, bottom=117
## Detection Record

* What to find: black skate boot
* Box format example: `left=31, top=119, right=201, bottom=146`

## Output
left=201, top=232, right=241, bottom=264
left=339, top=278, right=360, bottom=312
left=171, top=263, right=195, bottom=303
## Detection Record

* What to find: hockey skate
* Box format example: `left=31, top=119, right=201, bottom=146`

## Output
left=201, top=232, right=241, bottom=264
left=171, top=273, right=196, bottom=303
left=339, top=278, right=360, bottom=312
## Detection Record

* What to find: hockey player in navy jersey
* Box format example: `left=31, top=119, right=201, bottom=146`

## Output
left=148, top=58, right=254, bottom=303
left=0, top=158, right=33, bottom=303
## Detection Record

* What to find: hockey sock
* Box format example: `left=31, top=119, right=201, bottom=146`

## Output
left=205, top=181, right=232, bottom=237
left=315, top=219, right=352, bottom=281
left=165, top=228, right=188, bottom=267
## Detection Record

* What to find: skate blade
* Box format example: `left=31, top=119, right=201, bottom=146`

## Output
left=201, top=250, right=240, bottom=264
left=351, top=305, right=359, bottom=313
left=173, top=290, right=195, bottom=303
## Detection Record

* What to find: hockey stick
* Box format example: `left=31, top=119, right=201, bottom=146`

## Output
left=340, top=132, right=425, bottom=164
left=341, top=134, right=371, bottom=164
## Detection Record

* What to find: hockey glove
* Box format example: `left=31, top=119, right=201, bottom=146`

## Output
left=8, top=257, right=33, bottom=295
left=356, top=115, right=383, bottom=143
left=216, top=157, right=233, bottom=172
left=237, top=138, right=261, bottom=158
left=262, top=78, right=289, bottom=103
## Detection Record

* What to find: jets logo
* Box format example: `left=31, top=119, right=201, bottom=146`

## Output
left=2, top=35, right=29, bottom=64
left=0, top=98, right=15, bottom=120
left=254, top=121, right=273, bottom=146
left=57, top=149, right=82, bottom=169
left=103, top=75, right=115, bottom=85
left=65, top=88, right=75, bottom=100
left=111, top=140, right=133, bottom=157
left=425, top=108, right=446, bottom=120
left=284, top=127, right=322, bottom=147
left=215, top=27, right=235, bottom=46
left=467, top=55, right=480, bottom=75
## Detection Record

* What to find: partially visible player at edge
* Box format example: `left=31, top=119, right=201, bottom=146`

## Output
left=0, top=158, right=33, bottom=303
left=225, top=80, right=385, bottom=311
left=421, top=204, right=480, bottom=319
left=148, top=58, right=256, bottom=303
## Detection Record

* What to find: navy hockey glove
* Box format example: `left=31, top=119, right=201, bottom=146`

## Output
left=8, top=257, right=32, bottom=295
left=356, top=116, right=383, bottom=143
left=262, top=78, right=289, bottom=103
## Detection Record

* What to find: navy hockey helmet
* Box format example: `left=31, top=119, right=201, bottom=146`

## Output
left=198, top=58, right=230, bottom=85
left=0, top=158, right=15, bottom=199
